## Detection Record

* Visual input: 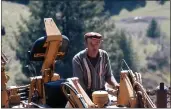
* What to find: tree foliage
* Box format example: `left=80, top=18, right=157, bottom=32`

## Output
left=15, top=0, right=139, bottom=84
left=119, top=30, right=139, bottom=72
left=104, top=0, right=146, bottom=15
left=102, top=29, right=139, bottom=81
left=15, top=1, right=110, bottom=79
left=146, top=18, right=161, bottom=38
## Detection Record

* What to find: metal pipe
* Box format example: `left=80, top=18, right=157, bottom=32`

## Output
left=156, top=82, right=168, bottom=108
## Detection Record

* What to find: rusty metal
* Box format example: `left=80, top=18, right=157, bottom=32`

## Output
left=156, top=82, right=168, bottom=108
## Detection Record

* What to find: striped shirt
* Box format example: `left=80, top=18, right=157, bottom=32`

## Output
left=72, top=48, right=113, bottom=91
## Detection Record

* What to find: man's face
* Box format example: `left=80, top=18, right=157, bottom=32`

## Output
left=86, top=36, right=102, bottom=51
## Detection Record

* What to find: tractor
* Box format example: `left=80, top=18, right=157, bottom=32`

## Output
left=1, top=18, right=170, bottom=108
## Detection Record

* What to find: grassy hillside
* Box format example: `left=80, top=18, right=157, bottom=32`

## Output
left=112, top=1, right=170, bottom=88
left=113, top=1, right=170, bottom=38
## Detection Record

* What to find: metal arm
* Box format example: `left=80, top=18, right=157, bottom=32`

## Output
left=41, top=18, right=62, bottom=83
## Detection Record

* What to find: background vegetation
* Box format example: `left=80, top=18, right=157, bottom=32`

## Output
left=2, top=0, right=170, bottom=89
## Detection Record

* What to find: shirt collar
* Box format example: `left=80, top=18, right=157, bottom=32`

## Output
left=85, top=48, right=102, bottom=58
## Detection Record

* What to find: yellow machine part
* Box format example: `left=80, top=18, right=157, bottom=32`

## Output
left=7, top=87, right=19, bottom=105
left=28, top=74, right=60, bottom=104
left=51, top=73, right=60, bottom=81
left=41, top=18, right=62, bottom=76
left=1, top=64, right=9, bottom=107
left=9, top=95, right=21, bottom=105
left=27, top=18, right=63, bottom=104
left=118, top=70, right=137, bottom=108
left=1, top=90, right=9, bottom=108
left=69, top=77, right=96, bottom=108
left=92, top=91, right=109, bottom=108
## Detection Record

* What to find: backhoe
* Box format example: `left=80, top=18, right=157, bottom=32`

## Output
left=1, top=18, right=170, bottom=108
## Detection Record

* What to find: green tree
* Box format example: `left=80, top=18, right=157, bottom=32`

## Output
left=102, top=30, right=123, bottom=81
left=146, top=18, right=161, bottom=38
left=158, top=0, right=167, bottom=5
left=102, top=29, right=139, bottom=81
left=55, top=1, right=109, bottom=78
left=15, top=1, right=110, bottom=81
left=119, top=30, right=139, bottom=72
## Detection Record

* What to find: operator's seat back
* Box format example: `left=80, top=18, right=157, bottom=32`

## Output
left=28, top=35, right=69, bottom=61
left=44, top=79, right=68, bottom=108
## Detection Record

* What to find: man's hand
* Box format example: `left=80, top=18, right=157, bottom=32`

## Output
left=114, top=83, right=120, bottom=90
left=106, top=88, right=118, bottom=96
left=106, top=76, right=120, bottom=90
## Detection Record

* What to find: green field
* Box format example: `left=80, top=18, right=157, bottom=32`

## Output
left=112, top=1, right=170, bottom=88
left=113, top=1, right=170, bottom=38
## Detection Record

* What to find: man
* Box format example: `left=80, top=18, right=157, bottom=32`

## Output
left=72, top=32, right=119, bottom=98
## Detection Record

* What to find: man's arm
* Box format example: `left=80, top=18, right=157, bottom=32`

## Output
left=106, top=76, right=119, bottom=89
left=105, top=53, right=119, bottom=89
left=72, top=57, right=86, bottom=90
